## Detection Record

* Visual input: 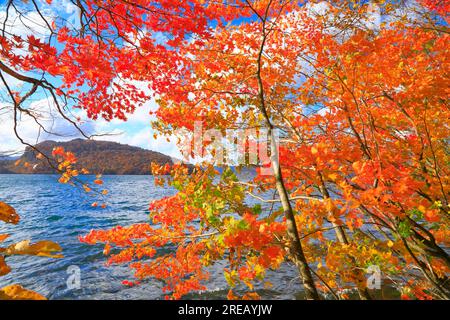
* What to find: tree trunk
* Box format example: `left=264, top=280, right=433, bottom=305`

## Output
left=268, top=127, right=320, bottom=300
left=254, top=21, right=319, bottom=300
left=317, top=173, right=372, bottom=300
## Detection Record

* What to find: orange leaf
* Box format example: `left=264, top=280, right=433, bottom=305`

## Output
left=5, top=240, right=63, bottom=258
left=0, top=284, right=46, bottom=300
left=0, top=256, right=11, bottom=276
left=0, top=234, right=9, bottom=243
left=0, top=202, right=20, bottom=224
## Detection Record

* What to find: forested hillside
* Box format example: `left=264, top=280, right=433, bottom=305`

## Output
left=0, top=139, right=174, bottom=175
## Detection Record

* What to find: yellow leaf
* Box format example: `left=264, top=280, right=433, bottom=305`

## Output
left=5, top=240, right=63, bottom=258
left=0, top=256, right=11, bottom=276
left=0, top=202, right=20, bottom=225
left=328, top=173, right=338, bottom=181
left=244, top=280, right=254, bottom=290
left=0, top=284, right=46, bottom=300
left=324, top=198, right=335, bottom=212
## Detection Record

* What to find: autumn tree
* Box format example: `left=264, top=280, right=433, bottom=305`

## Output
left=1, top=0, right=449, bottom=299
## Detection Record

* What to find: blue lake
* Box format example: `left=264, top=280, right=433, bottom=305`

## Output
left=0, top=174, right=303, bottom=300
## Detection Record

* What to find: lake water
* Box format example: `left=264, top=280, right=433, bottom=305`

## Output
left=0, top=174, right=304, bottom=300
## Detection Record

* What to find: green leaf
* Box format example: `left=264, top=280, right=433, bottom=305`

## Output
left=216, top=234, right=224, bottom=246
left=252, top=204, right=262, bottom=215
left=172, top=181, right=182, bottom=191
left=398, top=220, right=411, bottom=238
left=206, top=212, right=220, bottom=226
left=237, top=220, right=249, bottom=230
left=409, top=208, right=423, bottom=220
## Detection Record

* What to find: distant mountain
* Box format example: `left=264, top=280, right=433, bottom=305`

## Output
left=0, top=139, right=178, bottom=175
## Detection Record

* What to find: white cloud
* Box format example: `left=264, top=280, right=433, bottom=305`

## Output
left=306, top=1, right=330, bottom=17
left=0, top=95, right=184, bottom=160
left=90, top=95, right=184, bottom=160
left=365, top=3, right=382, bottom=31
left=0, top=7, right=54, bottom=39
left=98, top=126, right=183, bottom=160
left=0, top=97, right=93, bottom=154
left=58, top=0, right=81, bottom=28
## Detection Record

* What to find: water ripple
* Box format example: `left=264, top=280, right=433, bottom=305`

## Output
left=0, top=174, right=303, bottom=300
